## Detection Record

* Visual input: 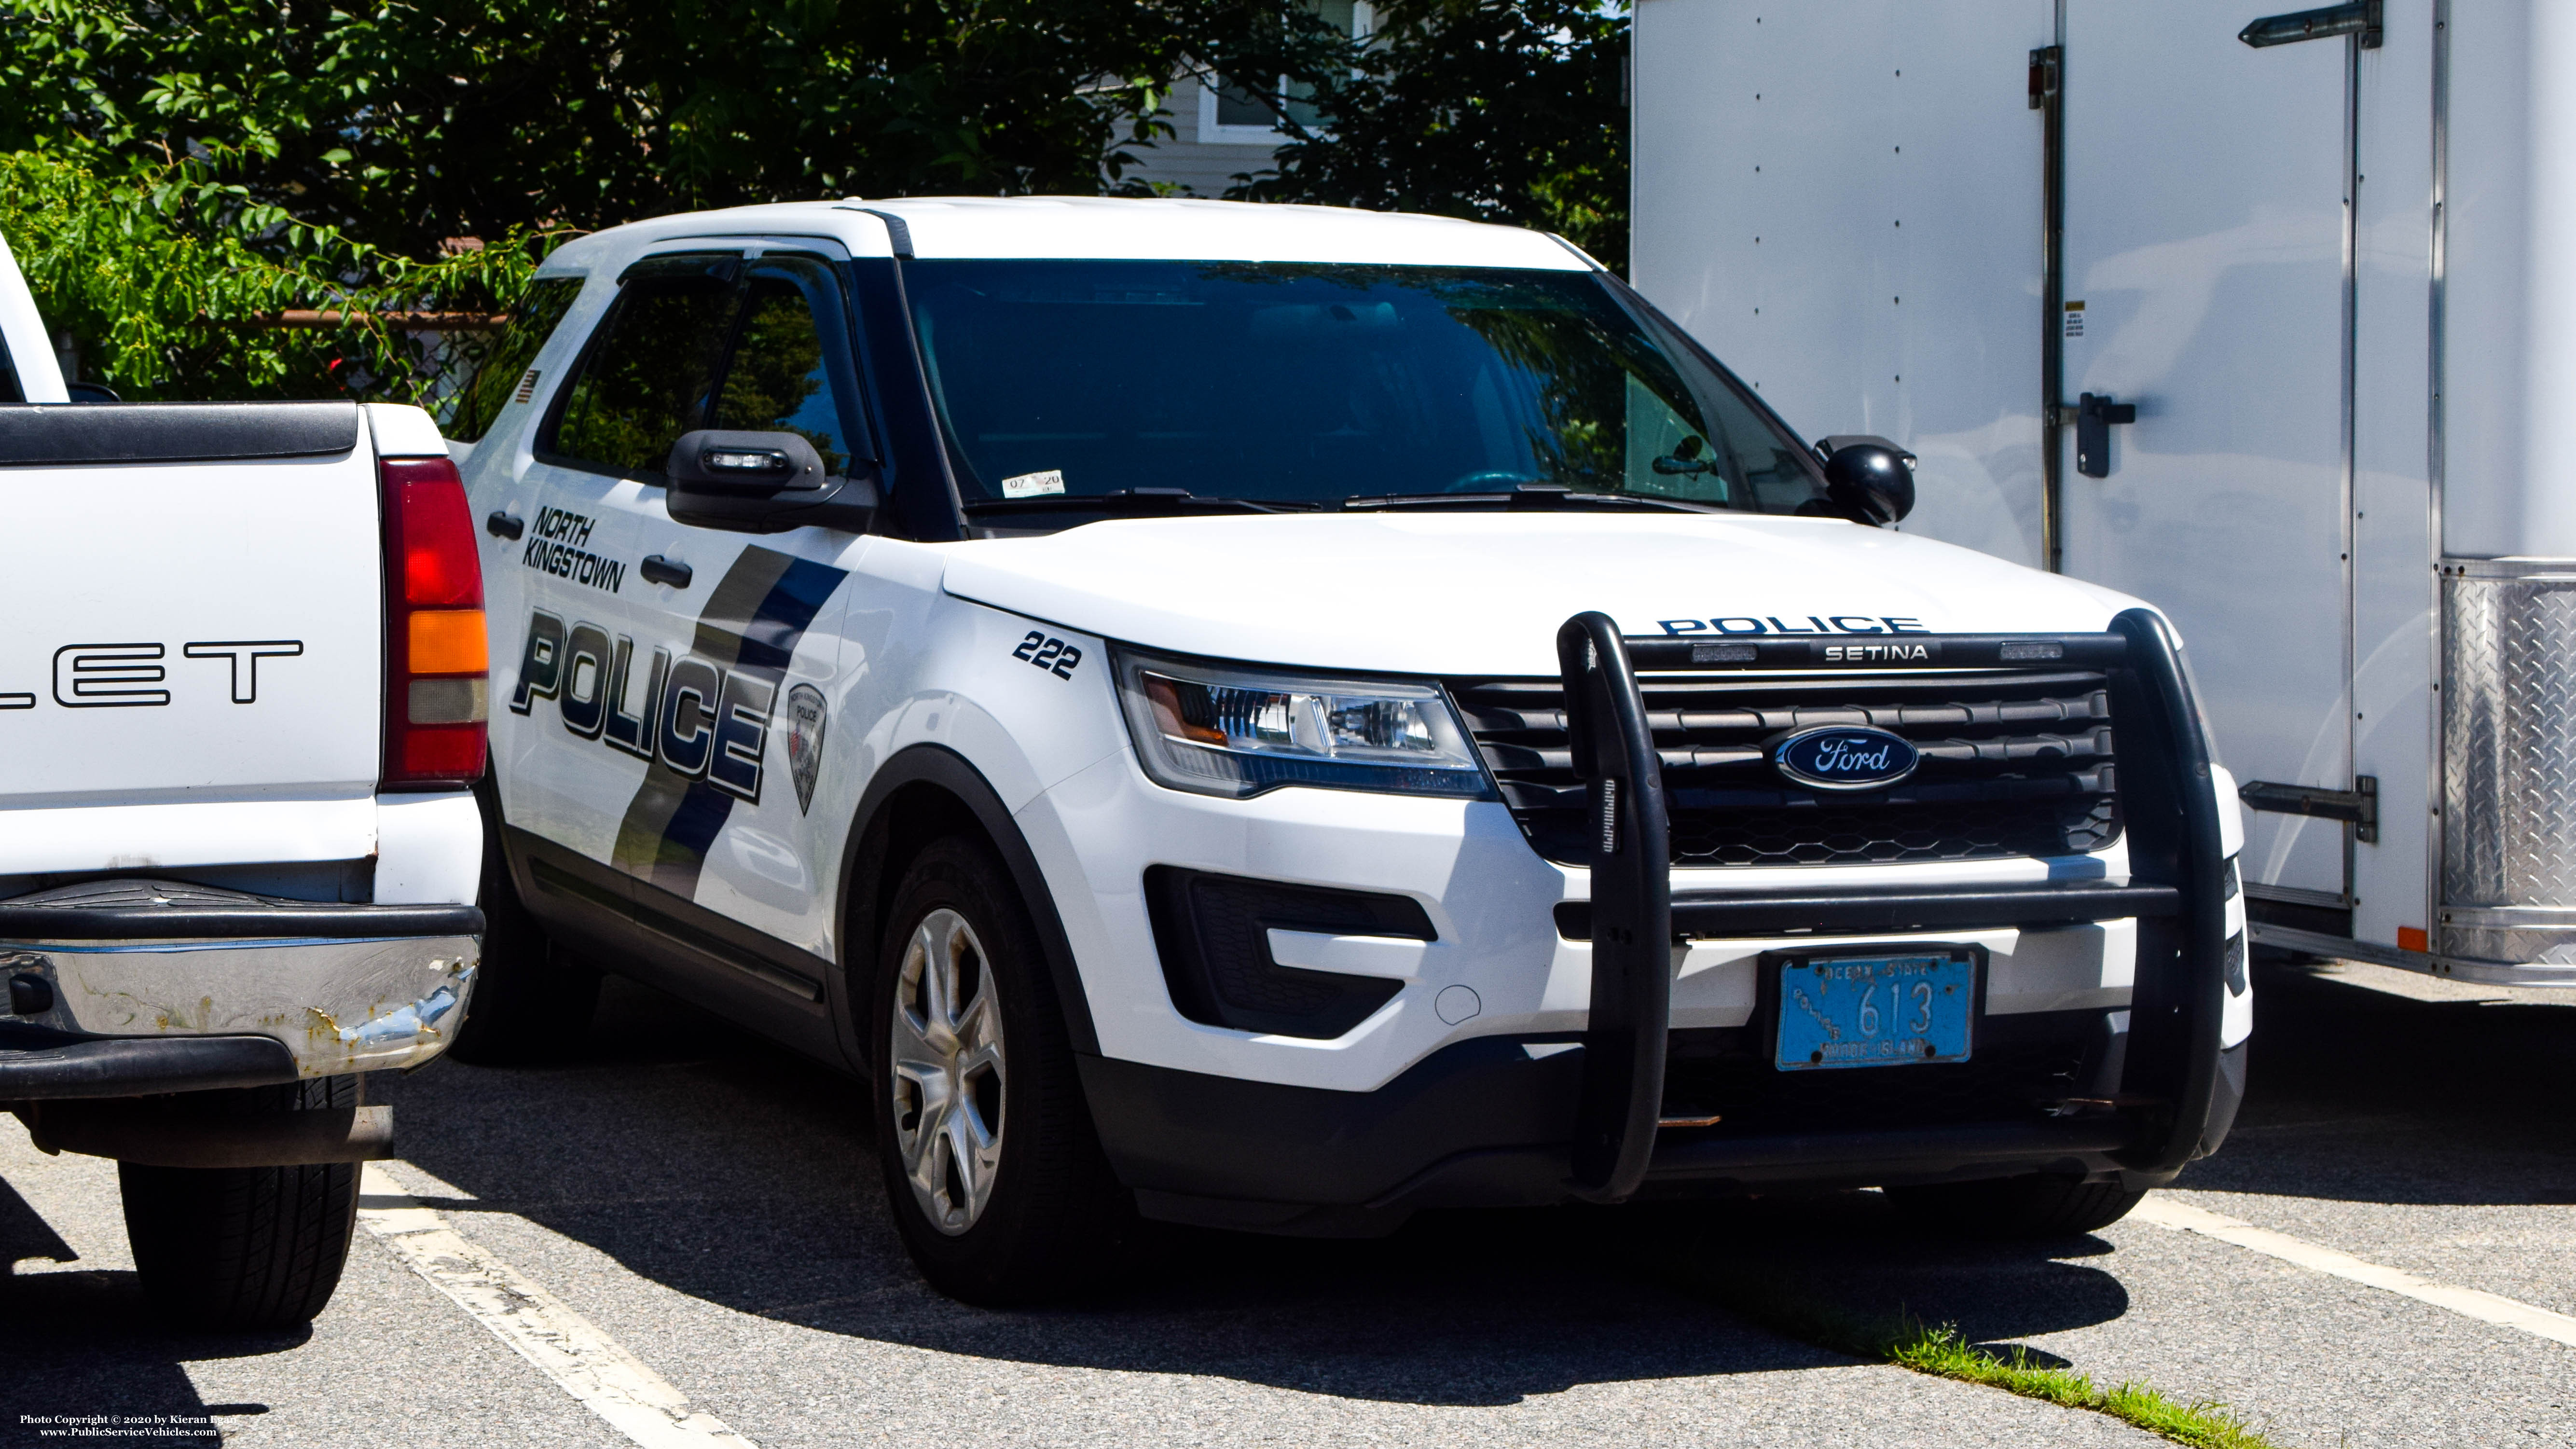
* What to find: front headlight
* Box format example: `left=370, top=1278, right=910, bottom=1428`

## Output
left=1112, top=647, right=1494, bottom=800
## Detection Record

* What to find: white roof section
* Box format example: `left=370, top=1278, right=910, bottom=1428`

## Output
left=542, top=197, right=1592, bottom=273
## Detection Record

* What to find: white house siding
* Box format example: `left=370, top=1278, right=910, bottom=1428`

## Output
left=1113, top=76, right=1292, bottom=198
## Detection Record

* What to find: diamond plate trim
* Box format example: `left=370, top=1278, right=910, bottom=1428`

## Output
left=2437, top=925, right=2576, bottom=967
left=2441, top=566, right=2576, bottom=957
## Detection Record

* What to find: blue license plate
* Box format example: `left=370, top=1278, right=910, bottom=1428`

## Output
left=1775, top=953, right=1974, bottom=1071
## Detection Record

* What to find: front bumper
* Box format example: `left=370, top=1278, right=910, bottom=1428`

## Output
left=1074, top=611, right=2241, bottom=1224
left=0, top=882, right=482, bottom=1100
left=1087, top=1033, right=2251, bottom=1236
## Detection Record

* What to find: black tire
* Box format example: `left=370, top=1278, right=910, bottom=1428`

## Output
left=1884, top=1173, right=2148, bottom=1238
left=869, top=835, right=1128, bottom=1304
left=447, top=776, right=600, bottom=1066
left=119, top=1077, right=363, bottom=1330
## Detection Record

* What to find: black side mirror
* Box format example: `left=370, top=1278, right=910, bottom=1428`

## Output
left=1813, top=434, right=1917, bottom=526
left=664, top=429, right=877, bottom=535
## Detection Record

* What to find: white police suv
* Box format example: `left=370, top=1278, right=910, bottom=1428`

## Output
left=449, top=197, right=2251, bottom=1302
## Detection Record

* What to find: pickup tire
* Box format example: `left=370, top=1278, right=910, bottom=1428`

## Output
left=1884, top=1173, right=2148, bottom=1238
left=447, top=778, right=600, bottom=1065
left=870, top=836, right=1129, bottom=1304
left=119, top=1077, right=361, bottom=1330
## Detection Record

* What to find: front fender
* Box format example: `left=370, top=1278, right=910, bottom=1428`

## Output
left=834, top=744, right=1103, bottom=1069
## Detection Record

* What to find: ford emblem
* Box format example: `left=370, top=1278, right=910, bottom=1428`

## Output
left=1774, top=725, right=1920, bottom=791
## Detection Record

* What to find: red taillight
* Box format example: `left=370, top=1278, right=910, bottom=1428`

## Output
left=380, top=455, right=489, bottom=787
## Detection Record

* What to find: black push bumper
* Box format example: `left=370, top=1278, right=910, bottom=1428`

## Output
left=1090, top=611, right=2238, bottom=1233
left=1554, top=610, right=2233, bottom=1199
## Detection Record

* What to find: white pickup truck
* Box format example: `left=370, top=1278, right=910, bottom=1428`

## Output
left=451, top=197, right=2250, bottom=1304
left=0, top=230, right=487, bottom=1328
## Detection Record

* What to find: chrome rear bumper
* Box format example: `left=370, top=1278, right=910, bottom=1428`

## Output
left=0, top=881, right=481, bottom=1096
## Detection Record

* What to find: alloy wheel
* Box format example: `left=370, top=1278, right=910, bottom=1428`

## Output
left=888, top=907, right=1006, bottom=1234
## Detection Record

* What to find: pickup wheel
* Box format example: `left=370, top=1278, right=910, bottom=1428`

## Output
left=447, top=778, right=600, bottom=1065
left=119, top=1077, right=362, bottom=1330
left=870, top=836, right=1128, bottom=1304
left=1884, top=1173, right=2148, bottom=1239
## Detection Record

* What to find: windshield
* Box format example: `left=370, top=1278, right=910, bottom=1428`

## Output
left=906, top=261, right=1825, bottom=512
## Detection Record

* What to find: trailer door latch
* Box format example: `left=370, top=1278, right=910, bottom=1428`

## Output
left=2070, top=393, right=2137, bottom=479
left=2239, top=775, right=2378, bottom=844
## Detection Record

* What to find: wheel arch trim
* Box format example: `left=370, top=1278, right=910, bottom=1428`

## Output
left=835, top=744, right=1102, bottom=1066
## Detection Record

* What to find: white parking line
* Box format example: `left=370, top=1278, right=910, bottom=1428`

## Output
left=2133, top=1195, right=2576, bottom=1349
left=357, top=1162, right=760, bottom=1449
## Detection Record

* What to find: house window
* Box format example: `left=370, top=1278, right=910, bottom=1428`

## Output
left=1197, top=1, right=1367, bottom=145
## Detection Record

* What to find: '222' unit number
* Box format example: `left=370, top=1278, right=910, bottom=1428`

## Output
left=1012, top=631, right=1083, bottom=679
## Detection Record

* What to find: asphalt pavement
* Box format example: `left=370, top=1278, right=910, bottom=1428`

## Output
left=5, top=955, right=2571, bottom=1448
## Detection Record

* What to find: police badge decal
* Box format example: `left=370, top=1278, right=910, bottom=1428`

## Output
left=783, top=683, right=829, bottom=815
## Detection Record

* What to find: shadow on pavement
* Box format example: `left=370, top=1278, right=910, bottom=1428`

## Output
left=1683, top=1191, right=2131, bottom=1357
left=21, top=949, right=2562, bottom=1417
left=2167, top=957, right=2576, bottom=1207
left=379, top=976, right=2134, bottom=1406
left=0, top=1171, right=74, bottom=1270
left=0, top=1261, right=289, bottom=1448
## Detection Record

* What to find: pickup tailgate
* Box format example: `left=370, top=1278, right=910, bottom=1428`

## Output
left=0, top=403, right=384, bottom=869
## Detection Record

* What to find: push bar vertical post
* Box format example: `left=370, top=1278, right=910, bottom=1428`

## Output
left=2106, top=609, right=2230, bottom=1173
left=1556, top=611, right=1673, bottom=1201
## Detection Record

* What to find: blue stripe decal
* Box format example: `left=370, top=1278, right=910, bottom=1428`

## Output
left=617, top=545, right=848, bottom=897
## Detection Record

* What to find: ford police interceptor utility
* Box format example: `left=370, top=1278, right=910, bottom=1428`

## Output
left=0, top=231, right=489, bottom=1329
left=449, top=196, right=2251, bottom=1303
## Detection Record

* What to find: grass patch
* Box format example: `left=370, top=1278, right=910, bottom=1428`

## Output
left=1698, top=1267, right=2281, bottom=1449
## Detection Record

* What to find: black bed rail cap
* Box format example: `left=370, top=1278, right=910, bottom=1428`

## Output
left=0, top=400, right=362, bottom=467
left=1619, top=631, right=2131, bottom=673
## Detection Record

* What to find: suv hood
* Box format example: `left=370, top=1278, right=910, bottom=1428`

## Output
left=937, top=512, right=2153, bottom=677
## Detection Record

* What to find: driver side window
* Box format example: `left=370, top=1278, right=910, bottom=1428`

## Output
left=709, top=257, right=864, bottom=479
left=543, top=253, right=739, bottom=481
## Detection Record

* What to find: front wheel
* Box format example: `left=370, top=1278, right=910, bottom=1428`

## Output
left=1883, top=1173, right=2148, bottom=1239
left=870, top=836, right=1127, bottom=1304
left=120, top=1077, right=362, bottom=1330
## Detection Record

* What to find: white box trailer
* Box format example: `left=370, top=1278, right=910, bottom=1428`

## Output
left=1634, top=0, right=2576, bottom=985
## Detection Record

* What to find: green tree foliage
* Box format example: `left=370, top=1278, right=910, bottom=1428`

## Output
left=0, top=0, right=1337, bottom=400
left=0, top=0, right=1338, bottom=253
left=0, top=0, right=1623, bottom=400
left=0, top=149, right=554, bottom=400
left=1233, top=0, right=1629, bottom=271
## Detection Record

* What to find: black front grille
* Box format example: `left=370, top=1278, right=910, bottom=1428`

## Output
left=1448, top=669, right=2122, bottom=868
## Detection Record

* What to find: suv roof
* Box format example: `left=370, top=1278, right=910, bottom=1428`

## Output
left=541, top=196, right=1597, bottom=271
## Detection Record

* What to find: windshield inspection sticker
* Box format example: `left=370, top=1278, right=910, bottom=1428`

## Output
left=1001, top=469, right=1066, bottom=499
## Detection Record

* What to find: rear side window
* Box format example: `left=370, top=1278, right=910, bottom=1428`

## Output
left=709, top=256, right=865, bottom=477
left=543, top=254, right=740, bottom=479
left=444, top=276, right=583, bottom=442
